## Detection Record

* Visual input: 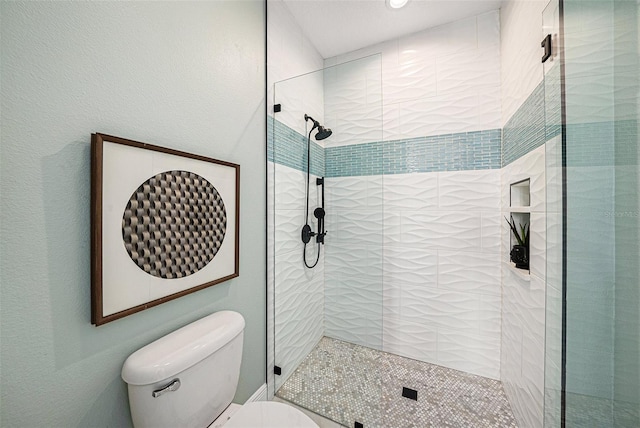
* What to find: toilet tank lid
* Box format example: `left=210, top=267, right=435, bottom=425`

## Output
left=121, top=311, right=245, bottom=385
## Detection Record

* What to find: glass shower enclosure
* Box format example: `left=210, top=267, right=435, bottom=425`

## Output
left=269, top=54, right=385, bottom=427
left=545, top=0, right=640, bottom=426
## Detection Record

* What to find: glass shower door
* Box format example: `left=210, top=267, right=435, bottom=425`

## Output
left=543, top=0, right=564, bottom=425
left=269, top=54, right=385, bottom=427
left=546, top=0, right=640, bottom=426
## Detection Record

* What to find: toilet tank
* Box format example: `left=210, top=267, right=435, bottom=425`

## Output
left=122, top=311, right=245, bottom=428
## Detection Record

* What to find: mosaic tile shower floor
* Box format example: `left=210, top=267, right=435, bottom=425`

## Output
left=276, top=337, right=517, bottom=428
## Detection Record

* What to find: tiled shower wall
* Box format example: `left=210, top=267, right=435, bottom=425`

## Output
left=323, top=10, right=504, bottom=380
left=268, top=6, right=550, bottom=426
left=500, top=1, right=548, bottom=427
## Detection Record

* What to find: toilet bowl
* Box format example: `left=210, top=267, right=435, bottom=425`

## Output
left=121, top=311, right=318, bottom=428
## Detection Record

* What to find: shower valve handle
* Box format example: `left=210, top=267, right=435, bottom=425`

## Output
left=301, top=224, right=315, bottom=244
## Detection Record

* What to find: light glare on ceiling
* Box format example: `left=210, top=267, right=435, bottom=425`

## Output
left=388, top=0, right=409, bottom=9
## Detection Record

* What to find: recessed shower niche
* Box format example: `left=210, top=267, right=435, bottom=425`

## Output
left=508, top=178, right=530, bottom=272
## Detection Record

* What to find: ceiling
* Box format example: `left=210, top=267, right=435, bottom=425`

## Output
left=282, top=0, right=504, bottom=58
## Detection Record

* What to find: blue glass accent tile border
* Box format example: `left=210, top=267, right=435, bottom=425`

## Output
left=268, top=116, right=325, bottom=177
left=565, top=120, right=638, bottom=167
left=545, top=64, right=562, bottom=142
left=503, top=82, right=546, bottom=166
left=612, top=119, right=638, bottom=166
left=325, top=129, right=502, bottom=177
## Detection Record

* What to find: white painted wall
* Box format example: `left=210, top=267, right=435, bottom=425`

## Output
left=0, top=2, right=265, bottom=426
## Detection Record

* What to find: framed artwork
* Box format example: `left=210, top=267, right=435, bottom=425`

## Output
left=91, top=133, right=239, bottom=325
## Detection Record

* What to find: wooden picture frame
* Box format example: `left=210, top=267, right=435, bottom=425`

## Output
left=91, top=133, right=240, bottom=325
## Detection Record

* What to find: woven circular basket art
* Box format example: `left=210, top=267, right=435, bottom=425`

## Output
left=121, top=170, right=227, bottom=279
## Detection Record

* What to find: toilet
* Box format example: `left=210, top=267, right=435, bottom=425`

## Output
left=121, top=311, right=318, bottom=428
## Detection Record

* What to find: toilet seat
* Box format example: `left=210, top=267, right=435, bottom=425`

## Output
left=224, top=402, right=318, bottom=428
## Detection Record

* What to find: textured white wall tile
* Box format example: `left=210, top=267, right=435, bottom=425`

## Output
left=501, top=310, right=523, bottom=379
left=546, top=136, right=563, bottom=213
left=437, top=328, right=501, bottom=379
left=275, top=294, right=324, bottom=389
left=274, top=165, right=306, bottom=211
left=565, top=74, right=616, bottom=124
left=399, top=15, right=478, bottom=60
left=438, top=251, right=501, bottom=295
left=325, top=282, right=383, bottom=349
left=386, top=208, right=486, bottom=250
left=274, top=248, right=324, bottom=390
left=439, top=170, right=501, bottom=210
left=401, top=288, right=501, bottom=336
left=331, top=39, right=393, bottom=66
left=329, top=210, right=384, bottom=246
left=326, top=177, right=369, bottom=210
left=383, top=245, right=438, bottom=288
left=436, top=48, right=501, bottom=94
left=566, top=167, right=615, bottom=260
left=388, top=211, right=439, bottom=246
left=383, top=317, right=438, bottom=362
left=383, top=281, right=402, bottom=320
left=326, top=176, right=383, bottom=211
left=430, top=211, right=483, bottom=250
left=501, top=0, right=545, bottom=126
left=477, top=10, right=501, bottom=49
left=477, top=86, right=503, bottom=129
left=501, top=145, right=547, bottom=427
left=529, top=213, right=546, bottom=279
left=383, top=172, right=439, bottom=210
left=398, top=91, right=481, bottom=137
left=568, top=0, right=616, bottom=33
left=528, top=146, right=546, bottom=213
left=545, top=283, right=563, bottom=388
left=267, top=161, right=275, bottom=213
left=501, top=144, right=545, bottom=212
left=481, top=212, right=502, bottom=253
left=275, top=209, right=305, bottom=256
left=521, top=323, right=545, bottom=427
left=274, top=253, right=321, bottom=301
left=564, top=24, right=614, bottom=80
left=325, top=58, right=367, bottom=105
left=383, top=210, right=403, bottom=246
left=325, top=243, right=383, bottom=285
left=382, top=103, right=402, bottom=141
left=275, top=70, right=325, bottom=137
left=330, top=103, right=383, bottom=147
left=383, top=56, right=437, bottom=105
left=325, top=9, right=500, bottom=146
left=323, top=54, right=383, bottom=148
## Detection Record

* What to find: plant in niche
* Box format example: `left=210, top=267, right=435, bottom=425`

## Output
left=505, top=215, right=529, bottom=270
left=505, top=215, right=529, bottom=247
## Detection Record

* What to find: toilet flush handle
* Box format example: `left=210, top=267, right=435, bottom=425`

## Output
left=152, top=378, right=181, bottom=398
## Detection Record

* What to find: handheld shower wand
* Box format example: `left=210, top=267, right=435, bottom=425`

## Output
left=302, top=114, right=332, bottom=268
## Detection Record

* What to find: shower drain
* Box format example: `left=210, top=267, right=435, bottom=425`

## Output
left=402, top=386, right=418, bottom=401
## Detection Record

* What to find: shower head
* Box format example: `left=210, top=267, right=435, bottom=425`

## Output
left=315, top=125, right=332, bottom=141
left=304, top=114, right=332, bottom=141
